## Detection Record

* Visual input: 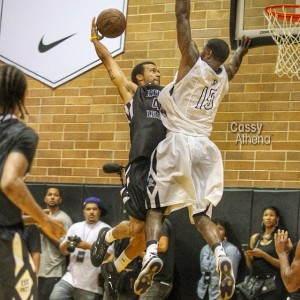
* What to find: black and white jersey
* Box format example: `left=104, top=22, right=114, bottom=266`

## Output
left=0, top=115, right=38, bottom=226
left=125, top=84, right=166, bottom=164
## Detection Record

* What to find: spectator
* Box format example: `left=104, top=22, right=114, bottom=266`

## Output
left=0, top=64, right=65, bottom=299
left=274, top=229, right=300, bottom=298
left=241, top=206, right=288, bottom=299
left=197, top=218, right=241, bottom=300
left=38, top=187, right=73, bottom=299
left=50, top=197, right=113, bottom=300
left=139, top=218, right=175, bottom=300
left=23, top=223, right=42, bottom=274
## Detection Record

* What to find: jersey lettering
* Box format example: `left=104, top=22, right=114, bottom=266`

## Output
left=152, top=97, right=160, bottom=110
left=146, top=89, right=161, bottom=98
left=147, top=110, right=161, bottom=120
left=195, top=86, right=217, bottom=110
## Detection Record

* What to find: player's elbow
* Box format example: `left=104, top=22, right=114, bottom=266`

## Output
left=0, top=177, right=18, bottom=198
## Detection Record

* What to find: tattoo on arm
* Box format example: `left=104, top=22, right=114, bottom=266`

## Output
left=108, top=69, right=115, bottom=81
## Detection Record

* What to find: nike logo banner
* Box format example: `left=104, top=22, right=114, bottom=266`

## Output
left=0, top=0, right=128, bottom=88
left=38, top=34, right=76, bottom=53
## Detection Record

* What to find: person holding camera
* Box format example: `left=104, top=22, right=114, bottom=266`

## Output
left=197, top=218, right=241, bottom=300
left=50, top=197, right=114, bottom=300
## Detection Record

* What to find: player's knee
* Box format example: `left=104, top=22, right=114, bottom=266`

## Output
left=129, top=219, right=145, bottom=235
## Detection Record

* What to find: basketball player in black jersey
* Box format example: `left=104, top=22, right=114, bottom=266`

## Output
left=0, top=64, right=65, bottom=300
left=89, top=18, right=166, bottom=299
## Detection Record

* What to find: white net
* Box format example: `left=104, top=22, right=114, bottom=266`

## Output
left=264, top=6, right=300, bottom=79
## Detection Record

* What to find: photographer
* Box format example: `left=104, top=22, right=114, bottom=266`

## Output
left=50, top=197, right=114, bottom=300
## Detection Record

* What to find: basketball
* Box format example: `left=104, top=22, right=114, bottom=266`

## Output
left=96, top=8, right=127, bottom=38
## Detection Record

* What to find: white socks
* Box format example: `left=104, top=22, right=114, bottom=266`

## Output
left=114, top=252, right=132, bottom=273
left=105, top=230, right=116, bottom=244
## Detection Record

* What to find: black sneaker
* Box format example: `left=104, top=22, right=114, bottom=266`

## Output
left=90, top=227, right=111, bottom=267
left=217, top=256, right=235, bottom=300
left=101, top=262, right=120, bottom=300
left=134, top=255, right=163, bottom=295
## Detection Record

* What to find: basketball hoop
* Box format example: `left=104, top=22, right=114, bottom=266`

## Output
left=264, top=4, right=300, bottom=79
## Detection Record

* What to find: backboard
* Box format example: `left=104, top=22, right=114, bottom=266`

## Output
left=230, top=0, right=300, bottom=49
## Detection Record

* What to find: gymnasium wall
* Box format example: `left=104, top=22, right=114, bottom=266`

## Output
left=3, top=1, right=300, bottom=187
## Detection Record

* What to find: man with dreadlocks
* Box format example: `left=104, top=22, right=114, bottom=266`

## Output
left=0, top=64, right=65, bottom=300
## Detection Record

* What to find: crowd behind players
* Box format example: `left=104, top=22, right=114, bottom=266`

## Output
left=22, top=187, right=300, bottom=300
left=23, top=186, right=175, bottom=300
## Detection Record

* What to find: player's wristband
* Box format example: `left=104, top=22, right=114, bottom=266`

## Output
left=90, top=36, right=100, bottom=41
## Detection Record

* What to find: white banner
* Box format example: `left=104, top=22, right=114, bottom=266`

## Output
left=0, top=0, right=128, bottom=88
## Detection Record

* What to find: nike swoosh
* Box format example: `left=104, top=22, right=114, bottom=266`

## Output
left=38, top=33, right=76, bottom=53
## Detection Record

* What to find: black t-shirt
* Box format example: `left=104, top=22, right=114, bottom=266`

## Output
left=252, top=237, right=279, bottom=277
left=125, top=84, right=166, bottom=164
left=0, top=117, right=38, bottom=226
left=23, top=224, right=42, bottom=253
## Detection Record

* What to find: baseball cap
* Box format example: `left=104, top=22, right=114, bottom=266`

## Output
left=83, top=197, right=107, bottom=216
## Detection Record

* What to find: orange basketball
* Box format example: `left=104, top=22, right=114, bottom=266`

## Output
left=96, top=8, right=127, bottom=38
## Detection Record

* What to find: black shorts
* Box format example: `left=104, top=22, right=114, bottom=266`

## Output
left=0, top=224, right=37, bottom=300
left=122, top=157, right=151, bottom=221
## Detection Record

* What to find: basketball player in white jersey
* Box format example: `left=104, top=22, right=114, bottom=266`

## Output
left=134, top=0, right=251, bottom=299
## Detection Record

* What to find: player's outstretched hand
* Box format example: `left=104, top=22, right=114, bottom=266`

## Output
left=91, top=17, right=103, bottom=41
left=275, top=229, right=293, bottom=256
left=40, top=215, right=66, bottom=240
left=239, top=36, right=251, bottom=55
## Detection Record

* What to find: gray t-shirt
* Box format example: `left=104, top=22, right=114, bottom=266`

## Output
left=38, top=210, right=72, bottom=277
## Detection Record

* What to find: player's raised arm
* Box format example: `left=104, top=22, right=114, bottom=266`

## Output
left=224, top=36, right=251, bottom=81
left=175, top=0, right=199, bottom=82
left=90, top=17, right=137, bottom=104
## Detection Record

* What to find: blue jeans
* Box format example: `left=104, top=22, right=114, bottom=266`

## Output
left=50, top=279, right=102, bottom=300
left=139, top=281, right=173, bottom=300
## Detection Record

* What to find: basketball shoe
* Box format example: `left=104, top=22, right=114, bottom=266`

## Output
left=90, top=227, right=111, bottom=267
left=134, top=254, right=163, bottom=295
left=101, top=262, right=120, bottom=300
left=217, top=256, right=235, bottom=300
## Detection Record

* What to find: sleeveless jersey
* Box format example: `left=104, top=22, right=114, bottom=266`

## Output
left=0, top=116, right=38, bottom=226
left=158, top=57, right=229, bottom=137
left=125, top=84, right=166, bottom=164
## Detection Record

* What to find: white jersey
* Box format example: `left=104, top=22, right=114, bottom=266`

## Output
left=158, top=57, right=228, bottom=137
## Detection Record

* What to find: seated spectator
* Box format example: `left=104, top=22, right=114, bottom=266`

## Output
left=242, top=206, right=288, bottom=300
left=197, top=218, right=241, bottom=300
left=50, top=197, right=113, bottom=300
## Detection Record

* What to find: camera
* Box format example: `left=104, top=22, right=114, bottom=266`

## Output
left=67, top=235, right=81, bottom=253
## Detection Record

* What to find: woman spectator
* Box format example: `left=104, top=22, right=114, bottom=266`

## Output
left=243, top=206, right=288, bottom=299
left=197, top=218, right=241, bottom=300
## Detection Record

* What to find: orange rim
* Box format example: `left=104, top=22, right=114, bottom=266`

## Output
left=264, top=4, right=300, bottom=22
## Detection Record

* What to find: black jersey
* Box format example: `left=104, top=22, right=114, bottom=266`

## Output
left=0, top=116, right=38, bottom=226
left=125, top=84, right=166, bottom=164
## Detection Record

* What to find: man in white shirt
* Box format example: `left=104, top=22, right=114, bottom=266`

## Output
left=50, top=197, right=113, bottom=300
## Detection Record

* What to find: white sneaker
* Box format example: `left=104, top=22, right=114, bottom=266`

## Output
left=217, top=256, right=235, bottom=299
left=134, top=254, right=163, bottom=295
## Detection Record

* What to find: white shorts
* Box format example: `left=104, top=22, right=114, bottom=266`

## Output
left=146, top=131, right=224, bottom=223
